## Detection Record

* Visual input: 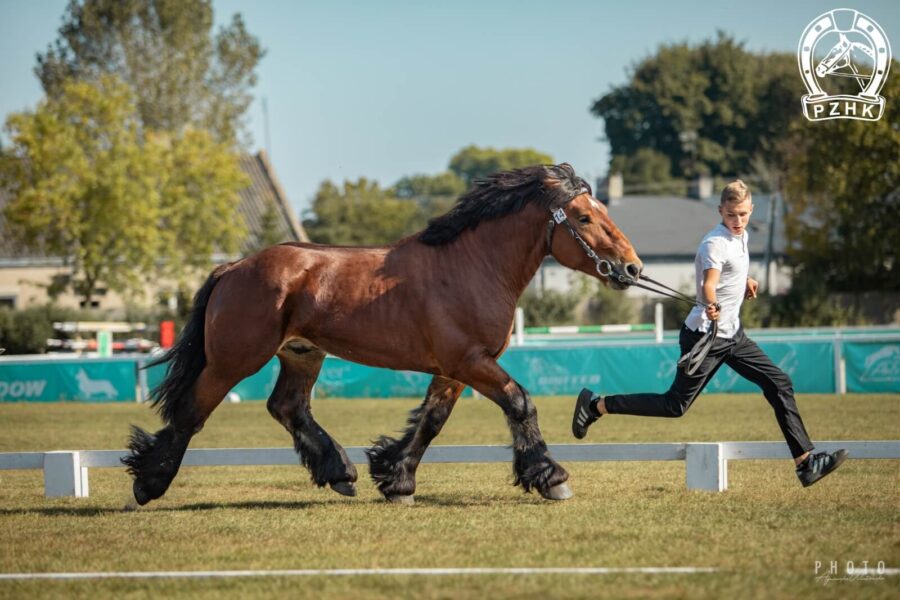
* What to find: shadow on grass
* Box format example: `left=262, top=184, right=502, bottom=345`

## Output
left=2, top=487, right=584, bottom=516
left=410, top=493, right=552, bottom=507
left=0, top=499, right=343, bottom=517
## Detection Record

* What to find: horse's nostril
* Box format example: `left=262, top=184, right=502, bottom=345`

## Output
left=625, top=262, right=641, bottom=280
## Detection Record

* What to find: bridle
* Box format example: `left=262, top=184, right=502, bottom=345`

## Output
left=544, top=185, right=631, bottom=283
left=544, top=200, right=717, bottom=310
left=545, top=206, right=620, bottom=279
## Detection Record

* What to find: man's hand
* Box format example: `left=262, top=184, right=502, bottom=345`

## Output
left=705, top=303, right=720, bottom=321
left=745, top=277, right=759, bottom=300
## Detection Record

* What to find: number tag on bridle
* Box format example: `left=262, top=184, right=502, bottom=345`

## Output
left=552, top=208, right=567, bottom=224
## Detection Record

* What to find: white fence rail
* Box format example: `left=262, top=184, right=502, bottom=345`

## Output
left=1, top=441, right=897, bottom=498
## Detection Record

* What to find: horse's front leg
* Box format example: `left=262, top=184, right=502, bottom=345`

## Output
left=455, top=354, right=571, bottom=500
left=366, top=376, right=465, bottom=504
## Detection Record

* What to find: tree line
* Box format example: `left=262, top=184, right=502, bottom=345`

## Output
left=302, top=146, right=552, bottom=246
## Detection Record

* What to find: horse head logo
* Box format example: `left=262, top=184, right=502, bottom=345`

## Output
left=798, top=8, right=891, bottom=121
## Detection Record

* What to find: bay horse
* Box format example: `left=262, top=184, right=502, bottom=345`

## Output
left=123, top=163, right=642, bottom=505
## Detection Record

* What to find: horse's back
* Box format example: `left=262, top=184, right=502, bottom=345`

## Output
left=205, top=242, right=418, bottom=349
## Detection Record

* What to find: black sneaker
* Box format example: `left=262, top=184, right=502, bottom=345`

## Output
left=796, top=449, right=848, bottom=487
left=572, top=388, right=601, bottom=439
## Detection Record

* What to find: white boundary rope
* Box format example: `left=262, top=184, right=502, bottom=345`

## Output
left=0, top=567, right=719, bottom=580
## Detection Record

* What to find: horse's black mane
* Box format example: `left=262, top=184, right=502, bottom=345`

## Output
left=419, top=163, right=591, bottom=245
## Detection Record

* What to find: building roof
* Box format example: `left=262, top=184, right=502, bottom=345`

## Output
left=238, top=150, right=309, bottom=247
left=606, top=194, right=787, bottom=260
left=0, top=151, right=308, bottom=265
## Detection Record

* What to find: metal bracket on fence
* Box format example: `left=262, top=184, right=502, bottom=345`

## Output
left=43, top=451, right=89, bottom=497
left=685, top=443, right=727, bottom=492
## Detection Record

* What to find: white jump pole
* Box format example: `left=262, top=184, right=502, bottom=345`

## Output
left=654, top=302, right=664, bottom=343
left=514, top=307, right=525, bottom=347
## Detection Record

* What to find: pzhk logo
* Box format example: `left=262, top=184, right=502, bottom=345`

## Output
left=798, top=8, right=891, bottom=121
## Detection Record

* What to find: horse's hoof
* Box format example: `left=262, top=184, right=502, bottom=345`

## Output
left=542, top=482, right=573, bottom=501
left=132, top=481, right=151, bottom=506
left=329, top=481, right=357, bottom=497
left=386, top=494, right=415, bottom=505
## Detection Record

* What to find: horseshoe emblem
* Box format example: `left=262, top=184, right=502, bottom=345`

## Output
left=798, top=8, right=891, bottom=121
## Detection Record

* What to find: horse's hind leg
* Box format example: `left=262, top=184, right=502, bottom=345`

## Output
left=367, top=376, right=465, bottom=504
left=267, top=346, right=358, bottom=496
left=126, top=364, right=249, bottom=505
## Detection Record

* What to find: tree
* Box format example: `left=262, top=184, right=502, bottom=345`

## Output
left=154, top=126, right=248, bottom=274
left=304, top=146, right=558, bottom=246
left=449, top=145, right=554, bottom=184
left=780, top=61, right=900, bottom=293
left=247, top=200, right=286, bottom=253
left=591, top=33, right=804, bottom=182
left=303, top=179, right=422, bottom=246
left=36, top=0, right=264, bottom=145
left=583, top=280, right=636, bottom=325
left=517, top=288, right=581, bottom=327
left=1, top=76, right=247, bottom=305
left=393, top=171, right=467, bottom=222
left=609, top=148, right=685, bottom=195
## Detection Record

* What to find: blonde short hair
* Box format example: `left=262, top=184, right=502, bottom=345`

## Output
left=719, top=179, right=753, bottom=206
left=720, top=179, right=752, bottom=205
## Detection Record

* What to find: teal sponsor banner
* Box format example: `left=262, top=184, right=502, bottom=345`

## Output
left=0, top=359, right=137, bottom=402
left=145, top=357, right=438, bottom=401
left=845, top=341, right=900, bottom=393
left=20, top=335, right=874, bottom=403
left=142, top=339, right=834, bottom=401
left=316, top=358, right=435, bottom=399
left=144, top=360, right=166, bottom=396
left=497, top=340, right=835, bottom=396
left=705, top=340, right=834, bottom=394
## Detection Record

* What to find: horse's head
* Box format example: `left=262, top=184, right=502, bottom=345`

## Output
left=543, top=164, right=642, bottom=290
left=816, top=33, right=851, bottom=78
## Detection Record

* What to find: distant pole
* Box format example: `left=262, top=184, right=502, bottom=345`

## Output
left=764, top=192, right=778, bottom=293
left=262, top=97, right=271, bottom=157
left=654, top=303, right=664, bottom=343
left=514, top=307, right=525, bottom=347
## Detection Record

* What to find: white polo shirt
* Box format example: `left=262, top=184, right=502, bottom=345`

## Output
left=684, top=223, right=749, bottom=339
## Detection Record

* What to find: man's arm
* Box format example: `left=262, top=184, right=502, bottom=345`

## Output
left=702, top=268, right=721, bottom=320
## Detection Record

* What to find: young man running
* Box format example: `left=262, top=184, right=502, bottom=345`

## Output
left=572, top=180, right=846, bottom=487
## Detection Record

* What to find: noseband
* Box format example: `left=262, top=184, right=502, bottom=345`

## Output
left=546, top=205, right=628, bottom=282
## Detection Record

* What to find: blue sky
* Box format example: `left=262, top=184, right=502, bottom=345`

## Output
left=1, top=0, right=897, bottom=215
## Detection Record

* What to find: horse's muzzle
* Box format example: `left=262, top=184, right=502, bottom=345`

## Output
left=609, top=261, right=642, bottom=289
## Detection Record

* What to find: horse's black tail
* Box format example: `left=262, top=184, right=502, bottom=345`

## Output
left=146, top=263, right=231, bottom=425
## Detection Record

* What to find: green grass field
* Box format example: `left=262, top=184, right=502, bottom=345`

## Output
left=1, top=394, right=898, bottom=599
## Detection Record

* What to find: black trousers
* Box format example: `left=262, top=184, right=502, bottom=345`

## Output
left=604, top=325, right=815, bottom=458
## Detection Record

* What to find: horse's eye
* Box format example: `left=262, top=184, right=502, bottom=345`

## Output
left=578, top=215, right=590, bottom=225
